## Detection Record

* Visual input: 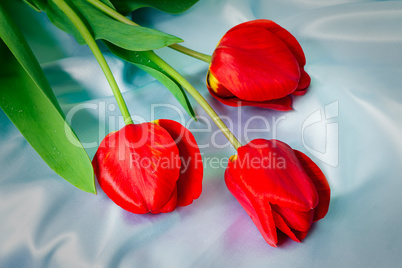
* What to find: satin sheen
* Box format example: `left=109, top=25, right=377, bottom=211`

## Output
left=1, top=0, right=402, bottom=267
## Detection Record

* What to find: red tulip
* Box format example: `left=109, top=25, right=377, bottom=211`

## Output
left=207, top=20, right=311, bottom=111
left=92, top=120, right=203, bottom=214
left=225, top=139, right=330, bottom=246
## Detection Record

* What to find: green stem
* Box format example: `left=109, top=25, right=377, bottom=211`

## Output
left=169, top=44, right=211, bottom=63
left=145, top=51, right=242, bottom=150
left=86, top=0, right=212, bottom=63
left=87, top=0, right=138, bottom=26
left=54, top=0, right=133, bottom=125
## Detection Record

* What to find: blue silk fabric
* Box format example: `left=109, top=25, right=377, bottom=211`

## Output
left=1, top=0, right=402, bottom=267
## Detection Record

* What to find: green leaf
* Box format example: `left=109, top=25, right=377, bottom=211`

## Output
left=106, top=42, right=196, bottom=120
left=110, top=0, right=199, bottom=15
left=1, top=4, right=62, bottom=115
left=23, top=0, right=41, bottom=12
left=32, top=0, right=182, bottom=51
left=0, top=4, right=96, bottom=194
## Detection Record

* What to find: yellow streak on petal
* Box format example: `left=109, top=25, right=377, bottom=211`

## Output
left=229, top=154, right=238, bottom=162
left=207, top=72, right=220, bottom=93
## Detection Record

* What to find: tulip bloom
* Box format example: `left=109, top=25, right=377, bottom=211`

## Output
left=207, top=20, right=311, bottom=111
left=92, top=120, right=203, bottom=214
left=225, top=139, right=330, bottom=246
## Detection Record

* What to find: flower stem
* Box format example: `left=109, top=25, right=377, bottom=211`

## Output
left=168, top=44, right=212, bottom=63
left=86, top=0, right=212, bottom=63
left=87, top=0, right=138, bottom=26
left=145, top=51, right=242, bottom=150
left=54, top=0, right=133, bottom=125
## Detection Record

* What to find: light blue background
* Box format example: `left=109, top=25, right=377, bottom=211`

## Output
left=1, top=0, right=402, bottom=267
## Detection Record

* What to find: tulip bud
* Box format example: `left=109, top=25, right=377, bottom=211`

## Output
left=225, top=139, right=330, bottom=246
left=93, top=120, right=203, bottom=214
left=207, top=20, right=311, bottom=111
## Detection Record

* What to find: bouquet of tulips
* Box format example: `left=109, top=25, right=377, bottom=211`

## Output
left=0, top=0, right=330, bottom=247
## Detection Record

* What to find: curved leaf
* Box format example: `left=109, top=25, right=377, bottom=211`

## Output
left=0, top=3, right=95, bottom=193
left=33, top=0, right=182, bottom=51
left=1, top=2, right=62, bottom=115
left=110, top=0, right=199, bottom=15
left=23, top=0, right=41, bottom=12
left=106, top=42, right=196, bottom=120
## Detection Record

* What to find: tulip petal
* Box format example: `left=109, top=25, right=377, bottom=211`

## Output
left=293, top=150, right=331, bottom=222
left=231, top=20, right=307, bottom=67
left=225, top=167, right=278, bottom=247
left=292, top=89, right=307, bottom=96
left=93, top=123, right=181, bottom=214
left=271, top=209, right=301, bottom=243
left=206, top=71, right=234, bottom=98
left=271, top=204, right=314, bottom=232
left=210, top=26, right=301, bottom=101
left=297, top=69, right=311, bottom=90
left=292, top=88, right=308, bottom=96
left=293, top=69, right=311, bottom=96
left=292, top=230, right=309, bottom=242
left=292, top=70, right=310, bottom=96
left=153, top=186, right=178, bottom=214
left=155, top=119, right=203, bottom=207
left=207, top=87, right=293, bottom=111
left=232, top=139, right=318, bottom=211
